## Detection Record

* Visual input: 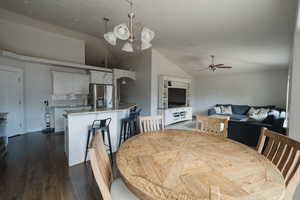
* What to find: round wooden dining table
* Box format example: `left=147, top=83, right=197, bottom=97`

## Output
left=117, top=130, right=286, bottom=200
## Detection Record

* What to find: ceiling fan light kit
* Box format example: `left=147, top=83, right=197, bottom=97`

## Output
left=103, top=0, right=155, bottom=52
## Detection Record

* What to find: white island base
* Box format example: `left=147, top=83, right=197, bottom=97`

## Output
left=65, top=105, right=135, bottom=167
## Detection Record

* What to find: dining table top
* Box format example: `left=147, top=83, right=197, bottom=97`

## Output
left=116, top=129, right=286, bottom=200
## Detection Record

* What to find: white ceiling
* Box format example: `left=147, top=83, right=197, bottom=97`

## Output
left=0, top=0, right=297, bottom=75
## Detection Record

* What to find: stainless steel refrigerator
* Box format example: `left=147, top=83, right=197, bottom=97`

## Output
left=89, top=84, right=113, bottom=109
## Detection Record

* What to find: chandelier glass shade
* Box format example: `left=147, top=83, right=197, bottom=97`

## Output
left=113, top=24, right=130, bottom=40
left=104, top=32, right=117, bottom=46
left=103, top=1, right=155, bottom=52
left=122, top=42, right=134, bottom=52
left=141, top=41, right=152, bottom=51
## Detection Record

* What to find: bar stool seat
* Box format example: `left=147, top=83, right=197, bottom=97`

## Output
left=85, top=118, right=113, bottom=164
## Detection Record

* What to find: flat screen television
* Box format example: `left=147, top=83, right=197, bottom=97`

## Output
left=168, top=88, right=187, bottom=108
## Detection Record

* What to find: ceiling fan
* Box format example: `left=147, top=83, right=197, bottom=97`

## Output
left=196, top=55, right=233, bottom=72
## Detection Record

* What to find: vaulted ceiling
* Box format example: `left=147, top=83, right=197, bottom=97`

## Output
left=0, top=0, right=297, bottom=75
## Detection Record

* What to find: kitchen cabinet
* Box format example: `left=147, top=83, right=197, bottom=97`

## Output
left=90, top=70, right=113, bottom=85
left=52, top=71, right=89, bottom=95
left=72, top=73, right=90, bottom=94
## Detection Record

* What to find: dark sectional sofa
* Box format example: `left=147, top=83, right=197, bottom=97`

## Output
left=208, top=104, right=286, bottom=147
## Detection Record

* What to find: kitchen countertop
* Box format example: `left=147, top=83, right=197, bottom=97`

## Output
left=65, top=104, right=136, bottom=116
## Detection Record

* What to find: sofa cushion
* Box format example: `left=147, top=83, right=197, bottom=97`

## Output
left=262, top=115, right=275, bottom=125
left=229, top=114, right=248, bottom=121
left=231, top=105, right=250, bottom=115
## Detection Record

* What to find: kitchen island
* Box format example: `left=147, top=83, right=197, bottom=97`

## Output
left=65, top=104, right=135, bottom=167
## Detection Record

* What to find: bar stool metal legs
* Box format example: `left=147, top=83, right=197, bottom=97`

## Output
left=84, top=118, right=113, bottom=165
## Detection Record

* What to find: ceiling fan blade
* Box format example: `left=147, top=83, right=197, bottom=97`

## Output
left=216, top=66, right=233, bottom=69
left=214, top=64, right=224, bottom=67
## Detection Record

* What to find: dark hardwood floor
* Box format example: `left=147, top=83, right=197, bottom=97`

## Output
left=0, top=132, right=101, bottom=200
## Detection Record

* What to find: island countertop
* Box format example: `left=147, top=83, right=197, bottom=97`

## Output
left=65, top=104, right=136, bottom=116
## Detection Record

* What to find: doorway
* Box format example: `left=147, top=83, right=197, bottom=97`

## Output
left=0, top=66, right=24, bottom=137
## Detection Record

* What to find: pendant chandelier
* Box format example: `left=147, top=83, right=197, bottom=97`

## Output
left=103, top=0, right=155, bottom=52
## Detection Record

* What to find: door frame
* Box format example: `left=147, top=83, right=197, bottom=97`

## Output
left=0, top=65, right=25, bottom=135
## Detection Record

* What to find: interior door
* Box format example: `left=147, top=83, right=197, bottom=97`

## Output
left=0, top=68, right=24, bottom=137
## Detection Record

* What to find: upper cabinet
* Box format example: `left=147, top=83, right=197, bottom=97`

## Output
left=52, top=71, right=89, bottom=95
left=72, top=73, right=90, bottom=94
left=90, top=70, right=113, bottom=85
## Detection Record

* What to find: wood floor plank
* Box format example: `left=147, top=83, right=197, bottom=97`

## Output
left=0, top=132, right=101, bottom=200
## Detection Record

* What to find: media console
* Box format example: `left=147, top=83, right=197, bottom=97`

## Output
left=158, top=76, right=192, bottom=125
left=163, top=107, right=192, bottom=126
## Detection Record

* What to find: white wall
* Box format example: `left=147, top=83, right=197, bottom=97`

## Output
left=192, top=70, right=288, bottom=115
left=118, top=48, right=191, bottom=116
left=119, top=50, right=152, bottom=115
left=0, top=18, right=85, bottom=64
left=0, top=55, right=86, bottom=133
left=289, top=33, right=300, bottom=141
left=151, top=49, right=192, bottom=115
left=0, top=8, right=116, bottom=67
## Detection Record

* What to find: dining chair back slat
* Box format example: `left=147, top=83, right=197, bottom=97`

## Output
left=267, top=140, right=280, bottom=161
left=273, top=142, right=286, bottom=166
left=89, top=131, right=113, bottom=200
left=278, top=145, right=292, bottom=171
left=139, top=116, right=164, bottom=133
left=257, top=128, right=300, bottom=200
left=196, top=116, right=229, bottom=137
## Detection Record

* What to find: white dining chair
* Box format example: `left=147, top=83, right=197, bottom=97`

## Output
left=139, top=115, right=164, bottom=133
left=89, top=131, right=138, bottom=200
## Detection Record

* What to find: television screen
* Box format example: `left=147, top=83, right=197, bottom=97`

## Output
left=168, top=88, right=186, bottom=108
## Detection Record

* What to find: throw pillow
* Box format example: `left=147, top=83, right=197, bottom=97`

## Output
left=248, top=107, right=269, bottom=121
left=214, top=106, right=221, bottom=114
left=269, top=109, right=280, bottom=119
left=220, top=105, right=232, bottom=115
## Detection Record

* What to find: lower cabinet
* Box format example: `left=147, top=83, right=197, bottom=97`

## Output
left=163, top=107, right=192, bottom=126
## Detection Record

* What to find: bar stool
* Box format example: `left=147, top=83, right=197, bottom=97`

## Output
left=118, top=109, right=141, bottom=147
left=84, top=118, right=113, bottom=164
left=129, top=108, right=142, bottom=134
left=118, top=117, right=133, bottom=147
